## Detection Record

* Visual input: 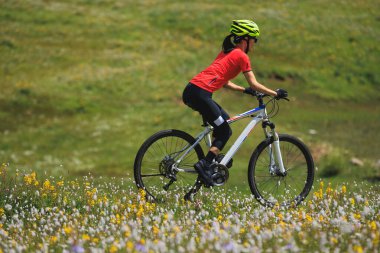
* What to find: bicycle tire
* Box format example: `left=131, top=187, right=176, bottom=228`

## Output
left=134, top=129, right=204, bottom=202
left=248, top=134, right=314, bottom=207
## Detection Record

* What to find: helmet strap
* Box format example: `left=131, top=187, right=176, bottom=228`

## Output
left=244, top=38, right=250, bottom=54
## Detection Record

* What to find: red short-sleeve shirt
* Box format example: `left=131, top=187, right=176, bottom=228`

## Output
left=189, top=48, right=251, bottom=93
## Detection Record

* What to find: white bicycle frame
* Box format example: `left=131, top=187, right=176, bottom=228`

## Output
left=175, top=103, right=286, bottom=174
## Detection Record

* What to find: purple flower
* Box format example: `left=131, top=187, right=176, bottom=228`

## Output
left=71, top=244, right=85, bottom=253
left=223, top=242, right=234, bottom=251
left=135, top=243, right=147, bottom=252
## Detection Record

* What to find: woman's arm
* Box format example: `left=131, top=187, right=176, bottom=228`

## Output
left=243, top=71, right=277, bottom=96
left=223, top=81, right=245, bottom=92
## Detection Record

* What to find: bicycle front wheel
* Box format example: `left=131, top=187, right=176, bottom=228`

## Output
left=248, top=134, right=314, bottom=207
left=134, top=129, right=204, bottom=202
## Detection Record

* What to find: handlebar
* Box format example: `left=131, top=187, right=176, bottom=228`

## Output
left=251, top=91, right=289, bottom=107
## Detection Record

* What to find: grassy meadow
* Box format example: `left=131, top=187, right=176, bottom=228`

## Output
left=0, top=0, right=379, bottom=251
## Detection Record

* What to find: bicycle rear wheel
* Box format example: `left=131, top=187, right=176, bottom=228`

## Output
left=134, top=129, right=204, bottom=202
left=248, top=134, right=314, bottom=207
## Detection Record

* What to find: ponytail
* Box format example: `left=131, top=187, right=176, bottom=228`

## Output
left=222, top=34, right=236, bottom=53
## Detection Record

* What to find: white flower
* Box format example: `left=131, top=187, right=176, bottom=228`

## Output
left=4, top=204, right=12, bottom=211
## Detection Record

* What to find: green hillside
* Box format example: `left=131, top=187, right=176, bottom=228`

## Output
left=0, top=0, right=379, bottom=185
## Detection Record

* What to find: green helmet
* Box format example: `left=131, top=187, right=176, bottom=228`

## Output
left=230, top=20, right=260, bottom=38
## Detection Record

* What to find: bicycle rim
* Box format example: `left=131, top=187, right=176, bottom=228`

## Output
left=249, top=134, right=314, bottom=207
left=134, top=130, right=204, bottom=202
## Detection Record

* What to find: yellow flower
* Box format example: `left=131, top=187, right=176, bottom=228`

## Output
left=353, top=245, right=363, bottom=253
left=305, top=214, right=313, bottom=222
left=126, top=241, right=134, bottom=250
left=326, top=185, right=333, bottom=195
left=82, top=234, right=90, bottom=241
left=50, top=236, right=58, bottom=244
left=43, top=180, right=51, bottom=191
left=24, top=172, right=37, bottom=185
left=173, top=226, right=181, bottom=233
left=92, top=238, right=99, bottom=244
left=57, top=181, right=64, bottom=187
left=0, top=208, right=4, bottom=216
left=354, top=213, right=361, bottom=220
left=138, top=189, right=146, bottom=199
left=369, top=221, right=377, bottom=231
left=109, top=244, right=118, bottom=253
left=330, top=237, right=338, bottom=244
left=153, top=225, right=159, bottom=235
left=63, top=226, right=72, bottom=235
left=341, top=185, right=347, bottom=194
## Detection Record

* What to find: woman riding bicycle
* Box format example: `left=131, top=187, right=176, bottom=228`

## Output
left=182, top=19, right=288, bottom=186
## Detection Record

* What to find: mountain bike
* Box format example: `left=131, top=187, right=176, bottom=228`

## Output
left=134, top=92, right=315, bottom=207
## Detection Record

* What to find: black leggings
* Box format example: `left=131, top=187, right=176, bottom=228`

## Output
left=182, top=83, right=232, bottom=150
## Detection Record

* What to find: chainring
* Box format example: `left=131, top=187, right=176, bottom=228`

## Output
left=210, top=164, right=229, bottom=186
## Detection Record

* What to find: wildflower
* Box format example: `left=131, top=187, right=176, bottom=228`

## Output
left=64, top=226, right=73, bottom=235
left=369, top=221, right=377, bottom=231
left=82, top=234, right=90, bottom=241
left=71, top=244, right=85, bottom=253
left=330, top=237, right=338, bottom=244
left=353, top=245, right=363, bottom=253
left=126, top=241, right=134, bottom=250
left=326, top=184, right=333, bottom=195
left=153, top=225, right=159, bottom=235
left=24, top=172, right=37, bottom=186
left=341, top=185, right=347, bottom=194
left=4, top=204, right=12, bottom=211
left=109, top=244, right=118, bottom=253
left=50, top=236, right=58, bottom=244
left=0, top=208, right=4, bottom=216
left=305, top=214, right=313, bottom=222
left=0, top=163, right=7, bottom=175
left=43, top=179, right=51, bottom=191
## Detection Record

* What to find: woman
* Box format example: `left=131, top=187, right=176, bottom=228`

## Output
left=182, top=19, right=288, bottom=186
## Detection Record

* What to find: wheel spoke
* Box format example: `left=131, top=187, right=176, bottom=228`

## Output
left=141, top=173, right=165, bottom=177
left=249, top=135, right=314, bottom=207
left=134, top=130, right=203, bottom=201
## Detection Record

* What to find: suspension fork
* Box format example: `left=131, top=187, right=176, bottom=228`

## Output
left=262, top=120, right=286, bottom=175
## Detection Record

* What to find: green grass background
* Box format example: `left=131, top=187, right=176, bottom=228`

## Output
left=1, top=0, right=379, bottom=190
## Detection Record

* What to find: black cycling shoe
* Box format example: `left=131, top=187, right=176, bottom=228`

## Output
left=194, top=159, right=214, bottom=187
